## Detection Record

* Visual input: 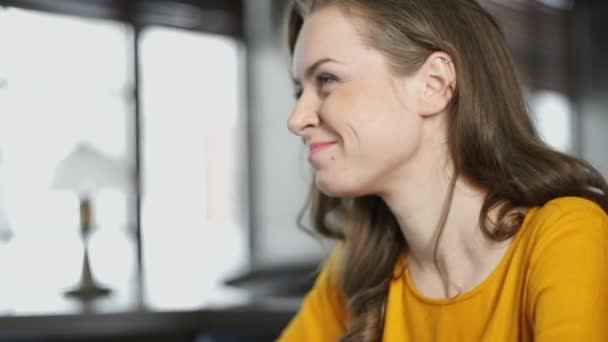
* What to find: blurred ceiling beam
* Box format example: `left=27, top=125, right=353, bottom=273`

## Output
left=0, top=0, right=243, bottom=37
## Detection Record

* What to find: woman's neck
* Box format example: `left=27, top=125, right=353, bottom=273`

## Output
left=379, top=160, right=506, bottom=297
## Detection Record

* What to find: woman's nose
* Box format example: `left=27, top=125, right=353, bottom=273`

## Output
left=287, top=96, right=320, bottom=136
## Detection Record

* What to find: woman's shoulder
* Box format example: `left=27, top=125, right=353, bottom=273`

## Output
left=531, top=196, right=608, bottom=229
left=542, top=196, right=607, bottom=216
left=521, top=196, right=608, bottom=255
left=519, top=197, right=608, bottom=338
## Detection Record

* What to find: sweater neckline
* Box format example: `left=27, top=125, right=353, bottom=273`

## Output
left=399, top=206, right=538, bottom=305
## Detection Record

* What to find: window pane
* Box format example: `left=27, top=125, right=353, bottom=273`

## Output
left=0, top=8, right=134, bottom=312
left=0, top=8, right=133, bottom=235
left=140, top=27, right=248, bottom=309
left=529, top=90, right=574, bottom=153
left=0, top=9, right=10, bottom=243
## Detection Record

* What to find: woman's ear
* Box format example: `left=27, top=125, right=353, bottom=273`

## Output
left=417, top=51, right=457, bottom=117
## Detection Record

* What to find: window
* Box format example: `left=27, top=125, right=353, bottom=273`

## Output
left=0, top=7, right=133, bottom=236
left=0, top=6, right=248, bottom=312
left=0, top=7, right=135, bottom=312
left=139, top=27, right=248, bottom=309
left=529, top=90, right=574, bottom=153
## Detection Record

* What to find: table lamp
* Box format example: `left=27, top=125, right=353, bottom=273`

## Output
left=52, top=143, right=130, bottom=300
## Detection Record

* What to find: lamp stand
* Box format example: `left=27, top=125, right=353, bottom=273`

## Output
left=65, top=196, right=111, bottom=300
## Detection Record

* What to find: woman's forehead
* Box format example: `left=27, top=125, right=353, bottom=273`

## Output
left=291, top=6, right=368, bottom=78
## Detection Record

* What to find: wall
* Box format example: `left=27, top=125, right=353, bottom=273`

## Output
left=244, top=0, right=329, bottom=267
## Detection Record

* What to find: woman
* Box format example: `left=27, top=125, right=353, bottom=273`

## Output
left=278, top=0, right=608, bottom=341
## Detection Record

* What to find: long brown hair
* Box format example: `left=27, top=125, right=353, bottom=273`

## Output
left=285, top=0, right=608, bottom=341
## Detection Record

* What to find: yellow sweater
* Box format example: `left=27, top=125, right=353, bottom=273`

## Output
left=278, top=197, right=608, bottom=341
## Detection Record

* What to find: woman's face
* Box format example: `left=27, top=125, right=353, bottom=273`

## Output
left=288, top=6, right=426, bottom=197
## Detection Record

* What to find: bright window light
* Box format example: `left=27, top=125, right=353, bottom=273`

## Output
left=139, top=27, right=248, bottom=310
left=0, top=8, right=134, bottom=312
left=530, top=90, right=574, bottom=153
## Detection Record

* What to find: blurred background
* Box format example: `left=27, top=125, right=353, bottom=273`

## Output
left=0, top=0, right=606, bottom=341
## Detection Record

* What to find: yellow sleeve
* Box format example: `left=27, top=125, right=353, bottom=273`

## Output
left=528, top=198, right=608, bottom=341
left=277, top=245, right=348, bottom=342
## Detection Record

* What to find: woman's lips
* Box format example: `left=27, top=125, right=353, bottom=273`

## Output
left=309, top=142, right=337, bottom=158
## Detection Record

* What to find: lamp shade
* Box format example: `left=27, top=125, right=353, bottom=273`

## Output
left=52, top=143, right=130, bottom=195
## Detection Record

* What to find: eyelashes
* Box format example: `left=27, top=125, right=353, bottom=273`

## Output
left=317, top=73, right=337, bottom=87
left=293, top=73, right=339, bottom=99
left=294, top=88, right=302, bottom=99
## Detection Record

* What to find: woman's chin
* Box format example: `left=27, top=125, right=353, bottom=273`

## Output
left=316, top=173, right=366, bottom=198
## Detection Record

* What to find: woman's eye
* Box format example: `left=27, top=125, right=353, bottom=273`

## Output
left=293, top=74, right=337, bottom=99
left=294, top=88, right=303, bottom=99
left=317, top=73, right=337, bottom=86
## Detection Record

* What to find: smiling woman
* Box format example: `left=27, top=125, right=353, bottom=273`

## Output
left=278, top=0, right=608, bottom=341
left=288, top=8, right=438, bottom=199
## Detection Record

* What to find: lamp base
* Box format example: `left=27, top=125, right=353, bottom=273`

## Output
left=64, top=247, right=112, bottom=301
left=65, top=284, right=112, bottom=301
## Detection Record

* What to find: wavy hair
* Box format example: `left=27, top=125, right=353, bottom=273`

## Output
left=284, top=0, right=608, bottom=341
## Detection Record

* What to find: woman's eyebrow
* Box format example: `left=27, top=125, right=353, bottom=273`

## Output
left=292, top=57, right=342, bottom=85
